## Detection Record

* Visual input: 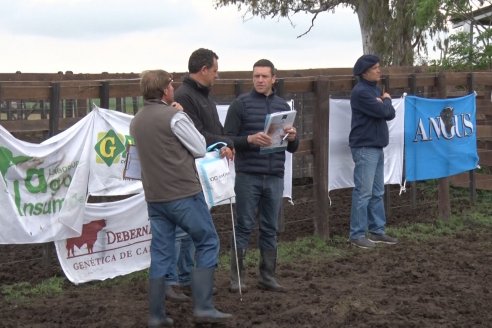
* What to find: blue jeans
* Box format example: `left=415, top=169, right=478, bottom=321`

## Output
left=234, top=172, right=284, bottom=250
left=147, top=192, right=219, bottom=279
left=349, top=147, right=387, bottom=240
left=165, top=226, right=195, bottom=286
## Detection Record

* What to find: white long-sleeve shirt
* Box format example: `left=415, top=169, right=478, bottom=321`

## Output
left=171, top=111, right=206, bottom=158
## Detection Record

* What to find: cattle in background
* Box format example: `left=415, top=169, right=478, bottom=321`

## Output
left=66, top=219, right=106, bottom=257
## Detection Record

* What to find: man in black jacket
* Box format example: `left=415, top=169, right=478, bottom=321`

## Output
left=224, top=59, right=299, bottom=294
left=175, top=48, right=233, bottom=159
left=172, top=48, right=233, bottom=298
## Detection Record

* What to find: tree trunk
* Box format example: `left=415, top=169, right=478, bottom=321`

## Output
left=355, top=1, right=389, bottom=59
left=355, top=0, right=414, bottom=66
left=356, top=2, right=378, bottom=55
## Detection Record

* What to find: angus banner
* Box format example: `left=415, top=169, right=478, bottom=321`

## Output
left=404, top=93, right=479, bottom=181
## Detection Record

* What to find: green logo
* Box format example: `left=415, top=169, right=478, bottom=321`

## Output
left=94, top=130, right=126, bottom=167
left=0, top=147, right=31, bottom=182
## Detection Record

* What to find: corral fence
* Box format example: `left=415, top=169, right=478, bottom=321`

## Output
left=1, top=67, right=492, bottom=243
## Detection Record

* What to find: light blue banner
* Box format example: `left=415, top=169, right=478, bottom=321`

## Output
left=404, top=93, right=478, bottom=181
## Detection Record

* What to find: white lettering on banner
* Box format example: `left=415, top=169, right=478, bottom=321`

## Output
left=413, top=113, right=474, bottom=142
left=106, top=225, right=151, bottom=244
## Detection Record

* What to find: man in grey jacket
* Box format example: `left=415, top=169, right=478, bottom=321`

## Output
left=130, top=69, right=232, bottom=327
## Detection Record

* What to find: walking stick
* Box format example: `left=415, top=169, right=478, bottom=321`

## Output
left=229, top=198, right=243, bottom=301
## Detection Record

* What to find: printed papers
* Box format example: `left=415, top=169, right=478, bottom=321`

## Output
left=122, top=145, right=141, bottom=180
left=260, top=110, right=297, bottom=154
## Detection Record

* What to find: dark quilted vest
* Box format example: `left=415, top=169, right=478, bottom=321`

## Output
left=235, top=90, right=292, bottom=178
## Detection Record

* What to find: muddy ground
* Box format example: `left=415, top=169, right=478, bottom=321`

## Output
left=1, top=182, right=491, bottom=328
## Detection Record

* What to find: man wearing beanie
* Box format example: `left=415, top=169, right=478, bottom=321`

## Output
left=348, top=54, right=399, bottom=249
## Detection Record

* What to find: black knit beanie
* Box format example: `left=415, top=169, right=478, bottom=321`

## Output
left=353, top=54, right=380, bottom=76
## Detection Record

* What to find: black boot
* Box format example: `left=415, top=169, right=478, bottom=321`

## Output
left=148, top=278, right=174, bottom=327
left=257, top=249, right=286, bottom=293
left=181, top=285, right=218, bottom=296
left=192, top=267, right=233, bottom=324
left=229, top=248, right=247, bottom=293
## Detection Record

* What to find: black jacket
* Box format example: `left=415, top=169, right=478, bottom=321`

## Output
left=175, top=76, right=233, bottom=149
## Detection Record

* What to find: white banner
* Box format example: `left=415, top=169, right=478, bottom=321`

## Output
left=328, top=97, right=405, bottom=192
left=54, top=193, right=151, bottom=284
left=0, top=114, right=95, bottom=244
left=89, top=107, right=143, bottom=196
left=0, top=107, right=147, bottom=244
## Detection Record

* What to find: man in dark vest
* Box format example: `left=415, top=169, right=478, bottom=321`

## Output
left=130, top=69, right=232, bottom=327
left=224, top=59, right=299, bottom=294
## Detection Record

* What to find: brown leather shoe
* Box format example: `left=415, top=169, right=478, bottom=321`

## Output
left=165, top=285, right=190, bottom=302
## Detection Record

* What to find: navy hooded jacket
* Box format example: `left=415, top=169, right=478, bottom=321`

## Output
left=349, top=78, right=395, bottom=148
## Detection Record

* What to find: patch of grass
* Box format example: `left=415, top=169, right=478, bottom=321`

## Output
left=219, top=236, right=346, bottom=270
left=96, top=269, right=148, bottom=288
left=389, top=197, right=492, bottom=242
left=465, top=211, right=492, bottom=226
left=218, top=248, right=259, bottom=270
left=1, top=276, right=64, bottom=303
left=277, top=236, right=346, bottom=262
left=387, top=223, right=437, bottom=242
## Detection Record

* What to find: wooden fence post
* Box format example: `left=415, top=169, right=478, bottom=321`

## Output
left=44, top=81, right=62, bottom=268
left=313, top=78, right=330, bottom=240
left=437, top=72, right=451, bottom=221
left=383, top=74, right=391, bottom=217
left=276, top=78, right=285, bottom=97
left=234, top=80, right=243, bottom=97
left=0, top=83, right=8, bottom=120
left=49, top=82, right=60, bottom=136
left=77, top=99, right=87, bottom=117
left=467, top=72, right=477, bottom=205
left=115, top=97, right=122, bottom=112
left=100, top=81, right=110, bottom=109
left=408, top=73, right=417, bottom=209
left=132, top=97, right=139, bottom=115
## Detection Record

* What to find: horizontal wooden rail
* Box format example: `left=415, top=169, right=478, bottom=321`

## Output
left=450, top=172, right=492, bottom=190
